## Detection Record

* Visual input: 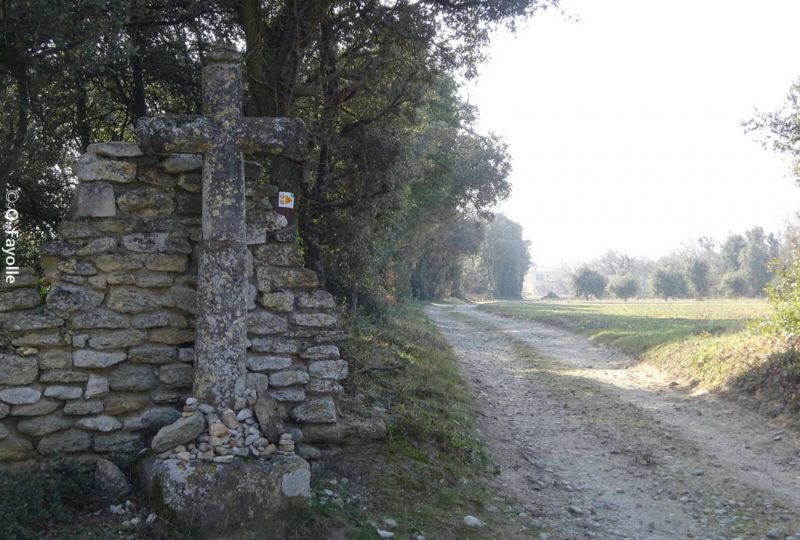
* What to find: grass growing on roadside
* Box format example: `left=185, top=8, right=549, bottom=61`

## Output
left=295, top=303, right=528, bottom=539
left=480, top=299, right=800, bottom=427
left=480, top=299, right=770, bottom=356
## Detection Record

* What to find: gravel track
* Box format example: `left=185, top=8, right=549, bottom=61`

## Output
left=425, top=303, right=800, bottom=540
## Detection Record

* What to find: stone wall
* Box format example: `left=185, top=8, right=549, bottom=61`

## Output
left=0, top=142, right=347, bottom=468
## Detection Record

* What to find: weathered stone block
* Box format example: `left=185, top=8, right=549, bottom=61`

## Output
left=259, top=290, right=294, bottom=312
left=290, top=398, right=337, bottom=423
left=64, top=400, right=104, bottom=415
left=17, top=413, right=72, bottom=436
left=5, top=312, right=64, bottom=332
left=42, top=240, right=78, bottom=257
left=300, top=345, right=340, bottom=360
left=108, top=364, right=157, bottom=391
left=43, top=385, right=84, bottom=400
left=38, top=350, right=71, bottom=370
left=59, top=220, right=98, bottom=239
left=58, top=258, right=98, bottom=276
left=104, top=394, right=149, bottom=415
left=11, top=331, right=67, bottom=347
left=268, top=370, right=309, bottom=387
left=0, top=432, right=34, bottom=462
left=138, top=168, right=176, bottom=188
left=165, top=285, right=196, bottom=313
left=150, top=412, right=204, bottom=452
left=122, top=233, right=170, bottom=253
left=158, top=363, right=193, bottom=387
left=270, top=267, right=319, bottom=289
left=245, top=373, right=270, bottom=394
left=131, top=312, right=171, bottom=329
left=77, top=415, right=122, bottom=432
left=123, top=406, right=181, bottom=432
left=246, top=355, right=292, bottom=372
left=144, top=254, right=187, bottom=272
left=75, top=183, right=117, bottom=217
left=129, top=345, right=176, bottom=364
left=74, top=350, right=127, bottom=368
left=177, top=173, right=202, bottom=192
left=117, top=188, right=175, bottom=217
left=139, top=455, right=310, bottom=539
left=107, top=286, right=163, bottom=313
left=0, top=354, right=38, bottom=385
left=46, top=284, right=104, bottom=314
left=161, top=154, right=202, bottom=173
left=306, top=378, right=344, bottom=394
left=87, top=142, right=143, bottom=158
left=0, top=404, right=8, bottom=419
left=74, top=152, right=137, bottom=182
left=71, top=309, right=130, bottom=329
left=76, top=237, right=117, bottom=256
left=247, top=311, right=288, bottom=335
left=0, top=288, right=41, bottom=312
left=245, top=224, right=267, bottom=245
left=289, top=313, right=336, bottom=328
left=85, top=375, right=110, bottom=399
left=148, top=328, right=194, bottom=345
left=0, top=388, right=42, bottom=405
left=308, top=360, right=348, bottom=380
left=93, top=432, right=144, bottom=453
left=94, top=253, right=143, bottom=272
left=177, top=347, right=194, bottom=362
left=249, top=337, right=298, bottom=354
left=88, top=329, right=146, bottom=349
left=40, top=369, right=90, bottom=383
left=11, top=399, right=60, bottom=417
left=95, top=457, right=132, bottom=499
left=37, top=429, right=91, bottom=454
left=151, top=388, right=187, bottom=405
left=294, top=290, right=336, bottom=309
left=269, top=388, right=306, bottom=402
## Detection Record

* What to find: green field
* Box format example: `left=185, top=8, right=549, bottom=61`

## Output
left=479, top=299, right=772, bottom=356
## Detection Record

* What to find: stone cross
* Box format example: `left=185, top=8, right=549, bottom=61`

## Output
left=136, top=45, right=306, bottom=410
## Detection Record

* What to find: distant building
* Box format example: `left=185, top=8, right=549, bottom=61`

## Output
left=523, top=268, right=570, bottom=298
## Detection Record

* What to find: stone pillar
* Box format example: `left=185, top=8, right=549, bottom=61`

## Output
left=193, top=47, right=248, bottom=409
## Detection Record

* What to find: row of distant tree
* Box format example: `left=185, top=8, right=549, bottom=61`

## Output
left=411, top=215, right=531, bottom=300
left=569, top=226, right=786, bottom=300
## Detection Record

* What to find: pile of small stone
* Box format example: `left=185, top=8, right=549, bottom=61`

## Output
left=158, top=392, right=292, bottom=462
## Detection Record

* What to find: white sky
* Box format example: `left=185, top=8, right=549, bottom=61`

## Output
left=467, top=0, right=800, bottom=269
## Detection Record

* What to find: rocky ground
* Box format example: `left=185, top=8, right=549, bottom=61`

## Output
left=425, top=303, right=800, bottom=540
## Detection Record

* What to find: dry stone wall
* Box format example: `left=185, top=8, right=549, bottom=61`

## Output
left=0, top=142, right=346, bottom=469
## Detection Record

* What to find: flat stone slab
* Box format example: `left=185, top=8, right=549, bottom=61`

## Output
left=139, top=455, right=310, bottom=539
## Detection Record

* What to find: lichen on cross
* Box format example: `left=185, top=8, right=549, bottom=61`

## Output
left=136, top=45, right=306, bottom=410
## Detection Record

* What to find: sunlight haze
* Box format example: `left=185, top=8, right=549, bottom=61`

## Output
left=469, top=0, right=800, bottom=268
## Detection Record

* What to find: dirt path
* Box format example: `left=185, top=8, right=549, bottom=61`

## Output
left=425, top=303, right=800, bottom=540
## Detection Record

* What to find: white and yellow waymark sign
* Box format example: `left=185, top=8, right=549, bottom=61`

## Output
left=278, top=192, right=295, bottom=209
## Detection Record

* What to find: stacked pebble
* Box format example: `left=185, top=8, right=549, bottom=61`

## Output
left=156, top=392, right=289, bottom=462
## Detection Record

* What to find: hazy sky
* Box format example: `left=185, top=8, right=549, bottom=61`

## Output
left=467, top=0, right=800, bottom=269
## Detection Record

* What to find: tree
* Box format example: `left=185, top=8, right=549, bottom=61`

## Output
left=720, top=234, right=746, bottom=273
left=720, top=272, right=749, bottom=298
left=739, top=227, right=776, bottom=296
left=687, top=259, right=711, bottom=298
left=652, top=268, right=688, bottom=300
left=480, top=216, right=531, bottom=298
left=572, top=267, right=607, bottom=300
left=746, top=79, right=800, bottom=184
left=609, top=274, right=638, bottom=301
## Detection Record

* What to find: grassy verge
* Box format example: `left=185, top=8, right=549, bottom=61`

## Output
left=479, top=299, right=800, bottom=428
left=292, top=302, right=529, bottom=539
